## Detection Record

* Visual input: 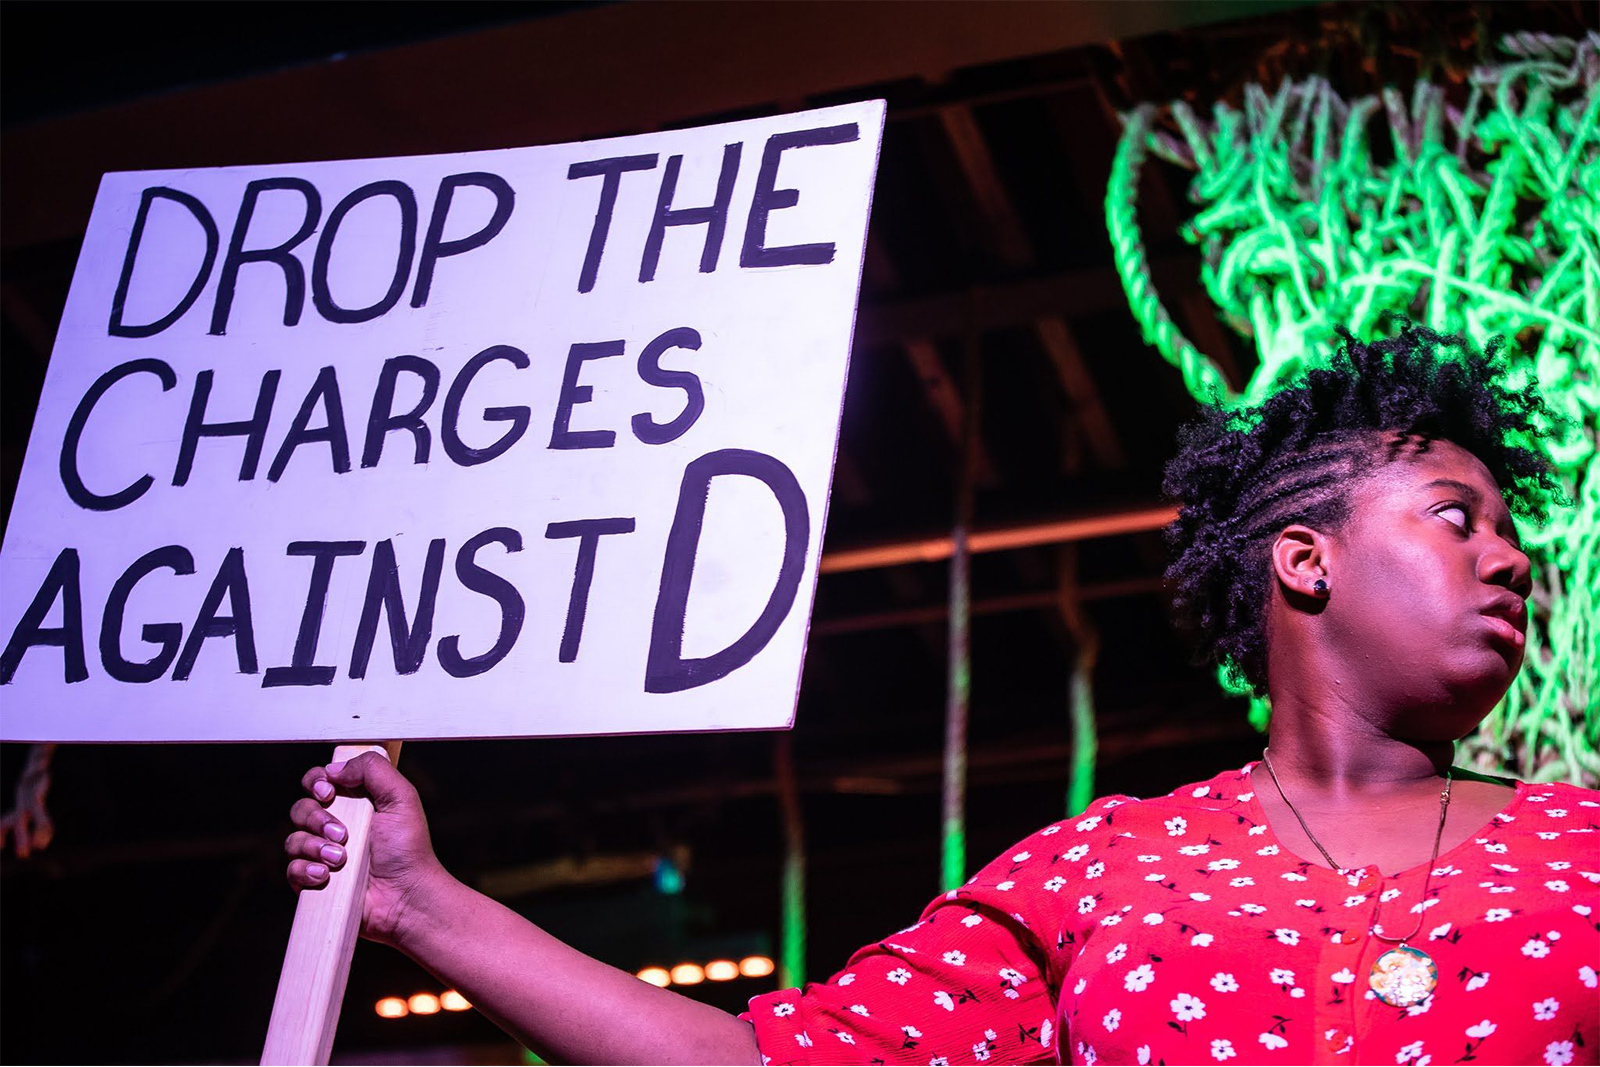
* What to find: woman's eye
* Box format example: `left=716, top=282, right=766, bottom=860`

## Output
left=1437, top=504, right=1469, bottom=530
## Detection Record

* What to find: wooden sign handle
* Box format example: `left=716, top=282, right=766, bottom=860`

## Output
left=262, top=742, right=402, bottom=1066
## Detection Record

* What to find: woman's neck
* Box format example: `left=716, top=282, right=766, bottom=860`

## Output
left=1263, top=686, right=1453, bottom=800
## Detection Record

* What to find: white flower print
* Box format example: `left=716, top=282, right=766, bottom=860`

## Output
left=1190, top=892, right=1211, bottom=901
left=1484, top=842, right=1509, bottom=853
left=1241, top=903, right=1267, bottom=914
left=1170, top=992, right=1207, bottom=1022
left=1012, top=850, right=1032, bottom=863
left=1522, top=938, right=1551, bottom=959
left=1537, top=832, right=1560, bottom=840
left=971, top=1043, right=989, bottom=1062
left=1432, top=865, right=1461, bottom=876
left=1100, top=914, right=1122, bottom=926
left=1086, top=861, right=1106, bottom=879
left=1043, top=876, right=1067, bottom=892
left=1144, top=873, right=1166, bottom=882
left=1331, top=968, right=1356, bottom=984
left=773, top=1002, right=795, bottom=1017
left=1290, top=987, right=1307, bottom=999
left=1406, top=993, right=1434, bottom=1015
left=844, top=1004, right=870, bottom=1017
left=1125, top=964, right=1156, bottom=992
left=795, top=1033, right=812, bottom=1048
left=928, top=1057, right=947, bottom=1066
left=1281, top=872, right=1309, bottom=881
left=1466, top=972, right=1491, bottom=992
left=1212, top=1038, right=1237, bottom=1060
left=1207, top=858, right=1241, bottom=871
left=836, top=1033, right=856, bottom=1045
left=1273, top=928, right=1301, bottom=945
left=1136, top=853, right=1161, bottom=862
left=1040, top=1019, right=1053, bottom=1048
left=1270, top=968, right=1295, bottom=985
left=1229, top=877, right=1255, bottom=887
left=1143, top=912, right=1165, bottom=925
left=1192, top=933, right=1214, bottom=947
left=1380, top=887, right=1402, bottom=902
left=942, top=950, right=966, bottom=966
left=1429, top=923, right=1453, bottom=940
left=1078, top=895, right=1098, bottom=914
left=1039, top=825, right=1061, bottom=836
left=998, top=967, right=1028, bottom=987
left=1546, top=808, right=1568, bottom=817
left=1579, top=965, right=1597, bottom=989
left=1103, top=1008, right=1121, bottom=1032
left=995, top=880, right=1015, bottom=891
left=1259, top=1033, right=1288, bottom=1050
left=1548, top=861, right=1572, bottom=870
left=1137, top=1046, right=1152, bottom=1065
left=1534, top=998, right=1560, bottom=1021
left=1165, top=816, right=1188, bottom=836
left=838, top=972, right=856, bottom=985
left=1546, top=1040, right=1575, bottom=1066
left=1106, top=942, right=1128, bottom=964
left=933, top=990, right=955, bottom=1012
left=1210, top=972, right=1239, bottom=992
left=1485, top=908, right=1513, bottom=922
left=1344, top=894, right=1369, bottom=907
left=1065, top=845, right=1091, bottom=862
left=886, top=968, right=912, bottom=985
left=1397, top=1039, right=1427, bottom=1064
left=886, top=942, right=918, bottom=954
left=1179, top=844, right=1211, bottom=856
left=903, top=1025, right=922, bottom=1038
left=1257, top=844, right=1280, bottom=855
left=1465, top=1020, right=1497, bottom=1039
left=1248, top=824, right=1268, bottom=835
left=1076, top=816, right=1102, bottom=831
left=961, top=913, right=983, bottom=927
left=1082, top=1044, right=1098, bottom=1067
left=1546, top=879, right=1570, bottom=892
left=1577, top=904, right=1594, bottom=917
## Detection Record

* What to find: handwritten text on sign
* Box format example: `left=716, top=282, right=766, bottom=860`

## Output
left=0, top=101, right=885, bottom=742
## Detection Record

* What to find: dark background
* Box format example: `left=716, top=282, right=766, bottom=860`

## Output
left=2, top=2, right=1592, bottom=1063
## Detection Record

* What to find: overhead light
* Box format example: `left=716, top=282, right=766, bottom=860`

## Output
left=705, top=960, right=739, bottom=981
left=409, top=993, right=442, bottom=1015
left=636, top=967, right=672, bottom=988
left=739, top=956, right=775, bottom=978
left=375, top=997, right=409, bottom=1019
left=669, top=963, right=705, bottom=985
left=440, top=990, right=472, bottom=1011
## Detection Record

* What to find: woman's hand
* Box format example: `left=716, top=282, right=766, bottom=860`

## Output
left=285, top=752, right=450, bottom=946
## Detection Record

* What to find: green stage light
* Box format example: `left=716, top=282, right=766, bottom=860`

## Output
left=1107, top=32, right=1599, bottom=785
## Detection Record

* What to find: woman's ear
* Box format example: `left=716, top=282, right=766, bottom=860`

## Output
left=1271, top=524, right=1330, bottom=599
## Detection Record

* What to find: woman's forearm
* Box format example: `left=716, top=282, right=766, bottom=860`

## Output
left=391, top=870, right=762, bottom=1065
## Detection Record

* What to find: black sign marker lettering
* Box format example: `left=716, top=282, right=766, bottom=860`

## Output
left=210, top=178, right=321, bottom=336
left=100, top=545, right=195, bottom=684
left=545, top=518, right=635, bottom=663
left=261, top=540, right=364, bottom=688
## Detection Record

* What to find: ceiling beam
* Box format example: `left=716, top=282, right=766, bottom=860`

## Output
left=819, top=502, right=1177, bottom=574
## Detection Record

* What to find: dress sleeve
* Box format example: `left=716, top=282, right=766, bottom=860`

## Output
left=741, top=814, right=1085, bottom=1066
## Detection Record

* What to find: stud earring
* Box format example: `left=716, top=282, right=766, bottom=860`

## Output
left=1313, top=578, right=1329, bottom=596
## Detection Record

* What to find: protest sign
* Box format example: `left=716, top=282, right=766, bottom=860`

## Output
left=0, top=101, right=885, bottom=743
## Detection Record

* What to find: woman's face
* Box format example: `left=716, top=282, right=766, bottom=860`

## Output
left=1317, top=437, right=1532, bottom=738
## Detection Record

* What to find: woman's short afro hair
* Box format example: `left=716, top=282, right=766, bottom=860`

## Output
left=1161, top=321, right=1562, bottom=696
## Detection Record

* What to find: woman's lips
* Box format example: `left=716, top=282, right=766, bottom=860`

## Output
left=1481, top=612, right=1526, bottom=649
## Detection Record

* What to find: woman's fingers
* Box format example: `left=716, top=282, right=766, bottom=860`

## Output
left=285, top=829, right=347, bottom=869
left=286, top=857, right=331, bottom=890
left=301, top=765, right=336, bottom=804
left=289, top=797, right=348, bottom=844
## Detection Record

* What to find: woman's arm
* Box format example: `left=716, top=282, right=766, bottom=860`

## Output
left=286, top=753, right=760, bottom=1066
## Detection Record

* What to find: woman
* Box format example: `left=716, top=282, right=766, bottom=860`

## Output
left=285, top=324, right=1600, bottom=1065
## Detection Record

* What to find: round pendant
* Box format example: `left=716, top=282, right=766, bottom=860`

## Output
left=1370, top=945, right=1438, bottom=1007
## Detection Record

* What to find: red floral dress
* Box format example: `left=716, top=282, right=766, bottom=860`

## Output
left=744, top=764, right=1600, bottom=1066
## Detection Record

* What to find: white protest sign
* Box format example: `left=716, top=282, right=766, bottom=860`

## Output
left=0, top=101, right=885, bottom=743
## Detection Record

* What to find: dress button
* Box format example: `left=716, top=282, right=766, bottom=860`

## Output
left=1334, top=929, right=1363, bottom=946
left=1324, top=1027, right=1353, bottom=1054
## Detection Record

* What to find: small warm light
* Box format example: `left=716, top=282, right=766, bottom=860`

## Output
left=375, top=997, right=409, bottom=1019
left=636, top=966, right=672, bottom=988
left=739, top=955, right=775, bottom=978
left=705, top=959, right=739, bottom=981
left=669, top=963, right=705, bottom=985
left=440, top=990, right=472, bottom=1011
left=409, top=993, right=442, bottom=1015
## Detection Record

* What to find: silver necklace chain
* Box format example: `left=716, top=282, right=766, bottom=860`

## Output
left=1259, top=749, right=1452, bottom=945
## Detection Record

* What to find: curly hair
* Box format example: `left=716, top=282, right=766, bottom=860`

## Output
left=1161, top=322, right=1562, bottom=696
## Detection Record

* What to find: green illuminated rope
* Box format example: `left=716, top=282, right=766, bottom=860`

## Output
left=1107, top=32, right=1600, bottom=786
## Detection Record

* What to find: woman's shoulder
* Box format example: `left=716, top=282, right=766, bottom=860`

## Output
left=1018, top=764, right=1258, bottom=842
